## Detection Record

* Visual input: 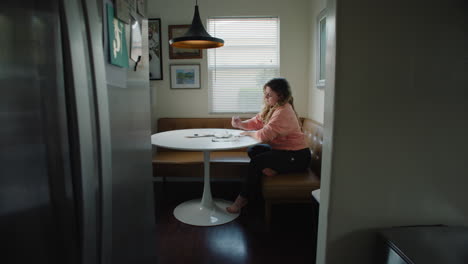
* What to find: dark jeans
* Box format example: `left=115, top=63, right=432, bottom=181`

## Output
left=239, top=144, right=312, bottom=200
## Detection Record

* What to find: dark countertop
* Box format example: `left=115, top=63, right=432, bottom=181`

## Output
left=379, top=226, right=468, bottom=264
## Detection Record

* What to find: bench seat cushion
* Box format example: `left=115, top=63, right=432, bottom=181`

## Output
left=153, top=151, right=250, bottom=178
left=262, top=168, right=320, bottom=200
left=211, top=152, right=250, bottom=163
left=154, top=151, right=203, bottom=164
left=153, top=151, right=250, bottom=164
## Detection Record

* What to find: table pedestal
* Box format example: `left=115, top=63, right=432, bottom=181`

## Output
left=173, top=151, right=239, bottom=226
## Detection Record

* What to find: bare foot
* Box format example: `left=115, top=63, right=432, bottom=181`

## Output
left=226, top=195, right=248, bottom=214
left=262, top=168, right=278, bottom=177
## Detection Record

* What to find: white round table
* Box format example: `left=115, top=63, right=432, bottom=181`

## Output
left=151, top=128, right=259, bottom=226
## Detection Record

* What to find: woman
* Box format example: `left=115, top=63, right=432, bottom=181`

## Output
left=227, top=78, right=311, bottom=214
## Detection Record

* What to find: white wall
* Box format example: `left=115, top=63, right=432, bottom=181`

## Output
left=307, top=0, right=326, bottom=123
left=317, top=0, right=468, bottom=263
left=147, top=0, right=311, bottom=125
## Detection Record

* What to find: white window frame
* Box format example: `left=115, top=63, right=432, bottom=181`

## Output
left=207, top=17, right=280, bottom=114
left=316, top=9, right=327, bottom=89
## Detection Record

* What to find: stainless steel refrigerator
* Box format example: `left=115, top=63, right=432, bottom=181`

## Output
left=0, top=1, right=157, bottom=264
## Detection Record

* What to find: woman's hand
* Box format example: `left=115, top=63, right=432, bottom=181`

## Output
left=231, top=116, right=242, bottom=129
left=240, top=131, right=255, bottom=137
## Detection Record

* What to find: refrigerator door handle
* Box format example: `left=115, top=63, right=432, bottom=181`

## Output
left=81, top=0, right=113, bottom=264
left=60, top=0, right=111, bottom=263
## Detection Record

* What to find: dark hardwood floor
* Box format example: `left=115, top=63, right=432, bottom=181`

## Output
left=153, top=181, right=319, bottom=264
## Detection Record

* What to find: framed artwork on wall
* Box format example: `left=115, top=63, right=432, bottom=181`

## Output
left=170, top=64, right=201, bottom=89
left=136, top=0, right=145, bottom=16
left=149, top=18, right=163, bottom=80
left=130, top=15, right=142, bottom=63
left=115, top=0, right=130, bottom=24
left=168, top=25, right=202, bottom=59
left=107, top=3, right=129, bottom=68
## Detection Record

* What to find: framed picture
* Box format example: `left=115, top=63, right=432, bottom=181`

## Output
left=106, top=3, right=129, bottom=68
left=115, top=0, right=130, bottom=24
left=316, top=9, right=327, bottom=89
left=149, top=18, right=163, bottom=80
left=130, top=15, right=142, bottom=63
left=136, top=0, right=145, bottom=16
left=170, top=64, right=201, bottom=89
left=168, top=25, right=202, bottom=59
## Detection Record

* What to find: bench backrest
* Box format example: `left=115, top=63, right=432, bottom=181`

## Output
left=158, top=118, right=234, bottom=132
left=302, top=118, right=323, bottom=176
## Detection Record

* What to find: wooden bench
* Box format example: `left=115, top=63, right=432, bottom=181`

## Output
left=152, top=117, right=322, bottom=227
left=262, top=118, right=323, bottom=227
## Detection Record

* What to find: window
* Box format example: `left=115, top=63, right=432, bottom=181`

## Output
left=207, top=17, right=280, bottom=113
left=316, top=9, right=327, bottom=88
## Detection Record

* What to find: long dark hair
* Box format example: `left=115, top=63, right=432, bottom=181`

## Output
left=260, top=78, right=299, bottom=124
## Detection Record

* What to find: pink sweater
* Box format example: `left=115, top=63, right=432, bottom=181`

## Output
left=242, top=104, right=308, bottom=151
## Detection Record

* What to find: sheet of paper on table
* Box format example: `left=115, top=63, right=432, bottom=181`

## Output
left=211, top=137, right=240, bottom=142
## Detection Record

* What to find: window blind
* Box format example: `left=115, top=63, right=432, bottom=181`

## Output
left=207, top=17, right=280, bottom=113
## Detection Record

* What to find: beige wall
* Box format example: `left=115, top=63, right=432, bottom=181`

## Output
left=307, top=0, right=327, bottom=123
left=148, top=0, right=311, bottom=127
left=317, top=0, right=468, bottom=263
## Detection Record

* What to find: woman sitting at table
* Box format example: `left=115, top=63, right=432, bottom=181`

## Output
left=227, top=78, right=311, bottom=214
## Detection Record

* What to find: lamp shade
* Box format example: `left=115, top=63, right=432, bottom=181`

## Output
left=169, top=5, right=224, bottom=49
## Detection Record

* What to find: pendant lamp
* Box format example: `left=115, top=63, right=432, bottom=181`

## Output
left=169, top=0, right=224, bottom=49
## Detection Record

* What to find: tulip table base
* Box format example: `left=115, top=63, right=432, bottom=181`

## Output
left=173, top=198, right=239, bottom=226
left=173, top=151, right=239, bottom=226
